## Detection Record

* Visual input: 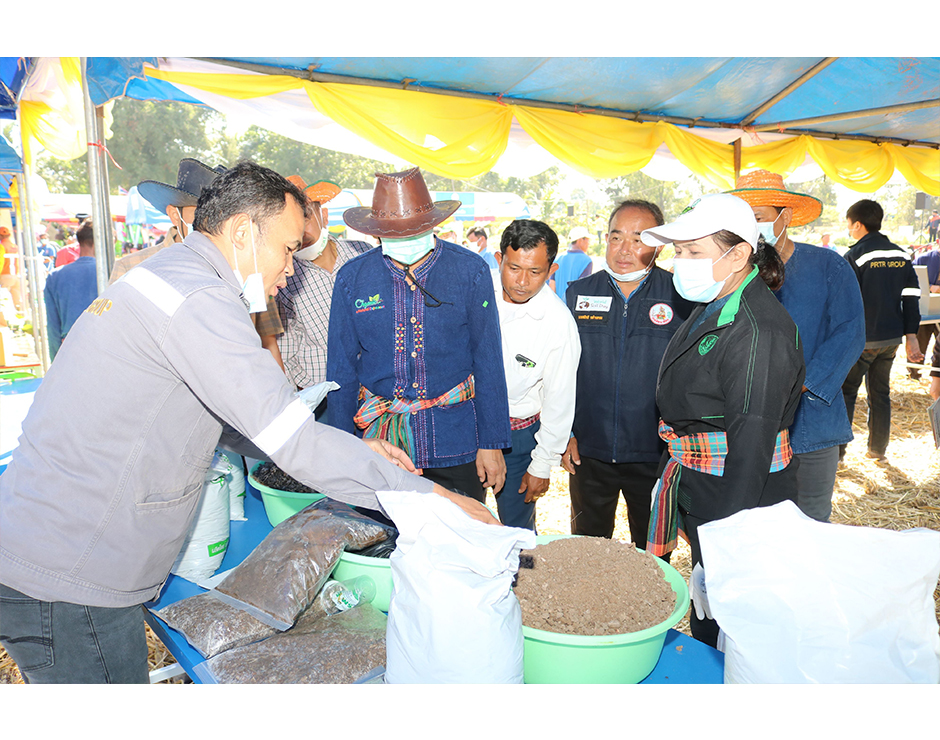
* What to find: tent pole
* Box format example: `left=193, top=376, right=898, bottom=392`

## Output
left=80, top=57, right=115, bottom=297
left=752, top=98, right=940, bottom=132
left=733, top=140, right=742, bottom=182
left=740, top=58, right=838, bottom=126
left=15, top=151, right=51, bottom=373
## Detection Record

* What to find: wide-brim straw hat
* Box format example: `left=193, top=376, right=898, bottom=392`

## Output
left=343, top=167, right=460, bottom=238
left=726, top=169, right=823, bottom=227
left=286, top=176, right=342, bottom=205
left=137, top=158, right=226, bottom=214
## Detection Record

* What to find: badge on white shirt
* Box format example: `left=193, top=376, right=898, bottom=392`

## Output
left=574, top=295, right=612, bottom=312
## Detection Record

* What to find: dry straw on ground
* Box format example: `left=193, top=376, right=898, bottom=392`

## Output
left=2, top=358, right=938, bottom=683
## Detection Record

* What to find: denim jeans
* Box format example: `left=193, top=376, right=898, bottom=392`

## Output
left=841, top=345, right=898, bottom=457
left=795, top=446, right=841, bottom=522
left=495, top=423, right=540, bottom=531
left=0, top=583, right=149, bottom=684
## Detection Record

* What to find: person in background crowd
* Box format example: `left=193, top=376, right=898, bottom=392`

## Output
left=328, top=168, right=511, bottom=502
left=562, top=201, right=692, bottom=547
left=0, top=225, right=23, bottom=311
left=928, top=209, right=939, bottom=243
left=729, top=170, right=865, bottom=522
left=841, top=199, right=923, bottom=462
left=276, top=176, right=374, bottom=409
left=911, top=241, right=940, bottom=380
left=643, top=193, right=805, bottom=648
left=492, top=219, right=580, bottom=530
left=44, top=220, right=99, bottom=361
left=0, top=161, right=495, bottom=685
left=550, top=226, right=594, bottom=300
left=466, top=226, right=499, bottom=269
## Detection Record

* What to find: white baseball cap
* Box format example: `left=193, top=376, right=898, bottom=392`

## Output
left=640, top=193, right=760, bottom=253
left=568, top=226, right=591, bottom=242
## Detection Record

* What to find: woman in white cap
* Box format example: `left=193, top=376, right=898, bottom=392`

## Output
left=641, top=193, right=805, bottom=648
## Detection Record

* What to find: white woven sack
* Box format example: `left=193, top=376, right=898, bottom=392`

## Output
left=378, top=490, right=536, bottom=684
left=700, top=500, right=940, bottom=683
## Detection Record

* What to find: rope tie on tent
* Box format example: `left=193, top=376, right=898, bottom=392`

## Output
left=741, top=125, right=766, bottom=145
left=87, top=141, right=123, bottom=170
left=496, top=93, right=508, bottom=106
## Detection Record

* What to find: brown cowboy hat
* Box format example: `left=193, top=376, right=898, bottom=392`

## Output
left=286, top=176, right=342, bottom=205
left=343, top=168, right=460, bottom=238
left=726, top=169, right=823, bottom=227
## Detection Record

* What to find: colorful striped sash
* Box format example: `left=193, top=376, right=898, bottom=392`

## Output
left=646, top=420, right=792, bottom=558
left=510, top=413, right=540, bottom=431
left=354, top=375, right=475, bottom=461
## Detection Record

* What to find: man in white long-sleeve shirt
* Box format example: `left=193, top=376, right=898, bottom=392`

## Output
left=492, top=220, right=581, bottom=530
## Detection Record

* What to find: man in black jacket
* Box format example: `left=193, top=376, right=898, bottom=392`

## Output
left=841, top=199, right=923, bottom=461
left=562, top=200, right=692, bottom=545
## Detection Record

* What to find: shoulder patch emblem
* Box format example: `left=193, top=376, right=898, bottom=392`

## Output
left=698, top=334, right=718, bottom=355
left=649, top=303, right=674, bottom=326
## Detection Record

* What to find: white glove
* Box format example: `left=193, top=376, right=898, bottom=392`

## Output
left=689, top=562, right=713, bottom=621
left=296, top=381, right=340, bottom=413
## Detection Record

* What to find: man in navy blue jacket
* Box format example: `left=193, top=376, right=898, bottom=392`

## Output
left=841, top=199, right=923, bottom=461
left=562, top=200, right=692, bottom=546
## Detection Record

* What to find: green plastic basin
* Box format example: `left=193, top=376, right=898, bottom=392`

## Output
left=332, top=552, right=393, bottom=613
left=249, top=463, right=326, bottom=527
left=520, top=534, right=690, bottom=684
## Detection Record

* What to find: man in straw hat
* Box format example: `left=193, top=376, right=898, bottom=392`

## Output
left=729, top=170, right=865, bottom=521
left=0, top=161, right=497, bottom=683
left=276, top=176, right=374, bottom=400
left=328, top=167, right=512, bottom=502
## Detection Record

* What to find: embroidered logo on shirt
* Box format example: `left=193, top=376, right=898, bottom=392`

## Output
left=575, top=295, right=612, bottom=312
left=84, top=297, right=112, bottom=316
left=649, top=303, right=674, bottom=326
left=355, top=293, right=385, bottom=313
left=698, top=334, right=718, bottom=355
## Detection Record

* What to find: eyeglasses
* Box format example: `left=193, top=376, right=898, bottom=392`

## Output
left=404, top=264, right=451, bottom=308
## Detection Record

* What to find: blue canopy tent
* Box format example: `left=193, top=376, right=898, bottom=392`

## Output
left=76, top=57, right=939, bottom=194
left=0, top=135, right=22, bottom=211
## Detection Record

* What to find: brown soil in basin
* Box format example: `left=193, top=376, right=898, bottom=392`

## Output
left=514, top=537, right=676, bottom=636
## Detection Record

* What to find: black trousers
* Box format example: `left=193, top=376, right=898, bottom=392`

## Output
left=422, top=461, right=486, bottom=503
left=568, top=456, right=658, bottom=549
left=681, top=511, right=722, bottom=649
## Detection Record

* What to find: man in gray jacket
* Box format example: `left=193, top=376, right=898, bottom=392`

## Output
left=0, top=161, right=495, bottom=684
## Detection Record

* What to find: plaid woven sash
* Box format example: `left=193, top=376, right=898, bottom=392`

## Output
left=646, top=420, right=792, bottom=558
left=354, top=375, right=475, bottom=461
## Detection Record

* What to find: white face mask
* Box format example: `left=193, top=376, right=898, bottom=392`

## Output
left=672, top=247, right=735, bottom=303
left=603, top=246, right=660, bottom=283
left=234, top=219, right=268, bottom=313
left=756, top=210, right=784, bottom=247
left=294, top=211, right=329, bottom=261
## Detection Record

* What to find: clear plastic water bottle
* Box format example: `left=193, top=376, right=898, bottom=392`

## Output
left=317, top=575, right=377, bottom=616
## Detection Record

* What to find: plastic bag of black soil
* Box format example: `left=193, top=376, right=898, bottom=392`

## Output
left=192, top=602, right=388, bottom=684
left=213, top=499, right=392, bottom=630
left=154, top=591, right=278, bottom=659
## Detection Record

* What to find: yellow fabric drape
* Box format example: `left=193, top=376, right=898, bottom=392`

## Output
left=18, top=57, right=114, bottom=166
left=140, top=65, right=940, bottom=195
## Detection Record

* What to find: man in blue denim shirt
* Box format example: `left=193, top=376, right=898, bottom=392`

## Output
left=731, top=171, right=866, bottom=521
left=329, top=169, right=511, bottom=502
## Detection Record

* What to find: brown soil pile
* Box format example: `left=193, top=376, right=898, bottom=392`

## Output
left=514, top=537, right=676, bottom=636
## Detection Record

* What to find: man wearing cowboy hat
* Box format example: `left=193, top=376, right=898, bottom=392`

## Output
left=327, top=167, right=512, bottom=501
left=109, top=158, right=225, bottom=284
left=730, top=170, right=865, bottom=520
left=276, top=176, right=375, bottom=398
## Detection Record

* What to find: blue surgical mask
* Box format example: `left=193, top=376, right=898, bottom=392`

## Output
left=382, top=230, right=435, bottom=265
left=671, top=248, right=734, bottom=303
left=756, top=211, right=784, bottom=247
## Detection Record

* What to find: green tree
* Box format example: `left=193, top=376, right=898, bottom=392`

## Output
left=597, top=171, right=700, bottom=221
left=237, top=126, right=391, bottom=188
